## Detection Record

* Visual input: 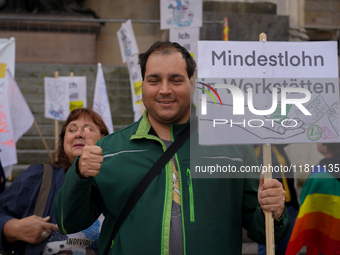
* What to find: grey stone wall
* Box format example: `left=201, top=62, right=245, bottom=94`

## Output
left=201, top=12, right=289, bottom=41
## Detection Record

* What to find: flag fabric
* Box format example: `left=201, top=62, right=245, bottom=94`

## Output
left=93, top=63, right=113, bottom=134
left=286, top=169, right=340, bottom=255
left=0, top=38, right=15, bottom=78
left=0, top=68, right=34, bottom=177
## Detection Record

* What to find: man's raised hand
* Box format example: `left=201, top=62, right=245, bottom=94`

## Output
left=78, top=128, right=103, bottom=178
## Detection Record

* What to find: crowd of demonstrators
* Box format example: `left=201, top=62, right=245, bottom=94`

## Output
left=286, top=143, right=340, bottom=255
left=0, top=108, right=109, bottom=255
left=254, top=144, right=299, bottom=255
left=54, top=41, right=291, bottom=255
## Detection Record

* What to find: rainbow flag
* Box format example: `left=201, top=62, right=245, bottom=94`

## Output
left=286, top=171, right=340, bottom=255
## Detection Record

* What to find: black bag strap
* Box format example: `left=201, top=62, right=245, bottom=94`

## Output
left=104, top=120, right=197, bottom=254
left=23, top=164, right=53, bottom=255
left=34, top=164, right=53, bottom=217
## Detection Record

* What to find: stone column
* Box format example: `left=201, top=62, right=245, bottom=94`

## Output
left=277, top=0, right=309, bottom=41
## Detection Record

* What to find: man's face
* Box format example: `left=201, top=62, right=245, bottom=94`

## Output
left=142, top=51, right=194, bottom=126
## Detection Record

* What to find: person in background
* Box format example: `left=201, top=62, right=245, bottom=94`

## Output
left=254, top=144, right=299, bottom=255
left=0, top=108, right=109, bottom=255
left=54, top=41, right=291, bottom=255
left=286, top=143, right=340, bottom=255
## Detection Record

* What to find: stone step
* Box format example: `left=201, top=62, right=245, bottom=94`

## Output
left=24, top=124, right=58, bottom=137
left=16, top=136, right=55, bottom=150
left=7, top=164, right=31, bottom=181
left=16, top=149, right=54, bottom=165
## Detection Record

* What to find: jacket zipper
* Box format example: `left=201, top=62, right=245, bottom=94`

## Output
left=186, top=168, right=195, bottom=222
left=171, top=124, right=187, bottom=255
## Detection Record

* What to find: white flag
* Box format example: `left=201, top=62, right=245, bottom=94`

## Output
left=93, top=63, right=113, bottom=134
left=0, top=37, right=16, bottom=104
left=0, top=68, right=34, bottom=177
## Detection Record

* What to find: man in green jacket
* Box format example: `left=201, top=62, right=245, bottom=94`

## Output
left=54, top=41, right=290, bottom=255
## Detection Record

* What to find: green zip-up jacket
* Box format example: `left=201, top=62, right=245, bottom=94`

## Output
left=54, top=111, right=290, bottom=255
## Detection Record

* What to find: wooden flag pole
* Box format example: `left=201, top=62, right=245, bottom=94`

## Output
left=34, top=120, right=53, bottom=163
left=259, top=32, right=275, bottom=255
left=54, top=71, right=59, bottom=150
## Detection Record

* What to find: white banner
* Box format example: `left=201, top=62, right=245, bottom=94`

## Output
left=198, top=41, right=339, bottom=78
left=44, top=77, right=70, bottom=121
left=160, top=0, right=202, bottom=29
left=170, top=27, right=199, bottom=62
left=0, top=69, right=34, bottom=177
left=197, top=41, right=340, bottom=145
left=127, top=54, right=143, bottom=118
left=117, top=20, right=139, bottom=63
left=93, top=63, right=114, bottom=134
left=0, top=37, right=15, bottom=103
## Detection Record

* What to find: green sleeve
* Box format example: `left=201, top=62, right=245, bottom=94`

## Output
left=241, top=145, right=291, bottom=245
left=53, top=158, right=102, bottom=234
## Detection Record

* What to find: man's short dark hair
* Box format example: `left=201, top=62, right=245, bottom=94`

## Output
left=323, top=143, right=340, bottom=156
left=138, top=41, right=196, bottom=80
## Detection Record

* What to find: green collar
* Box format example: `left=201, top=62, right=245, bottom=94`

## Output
left=130, top=107, right=195, bottom=141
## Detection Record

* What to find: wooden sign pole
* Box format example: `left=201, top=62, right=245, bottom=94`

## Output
left=259, top=32, right=275, bottom=255
left=34, top=120, right=53, bottom=163
left=54, top=71, right=59, bottom=150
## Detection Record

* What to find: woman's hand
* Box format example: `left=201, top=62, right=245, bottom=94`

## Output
left=3, top=215, right=59, bottom=244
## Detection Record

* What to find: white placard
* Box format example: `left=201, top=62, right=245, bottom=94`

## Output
left=196, top=41, right=340, bottom=145
left=127, top=54, right=143, bottom=113
left=198, top=41, right=339, bottom=78
left=69, top=76, right=87, bottom=111
left=44, top=77, right=70, bottom=121
left=170, top=27, right=199, bottom=62
left=160, top=0, right=202, bottom=30
left=117, top=20, right=139, bottom=63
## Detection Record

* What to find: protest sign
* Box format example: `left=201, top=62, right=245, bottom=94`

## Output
left=126, top=54, right=144, bottom=120
left=196, top=41, right=340, bottom=145
left=117, top=20, right=139, bottom=63
left=44, top=77, right=70, bottom=121
left=69, top=76, right=87, bottom=111
left=170, top=27, right=199, bottom=62
left=160, top=0, right=202, bottom=29
left=44, top=76, right=86, bottom=121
